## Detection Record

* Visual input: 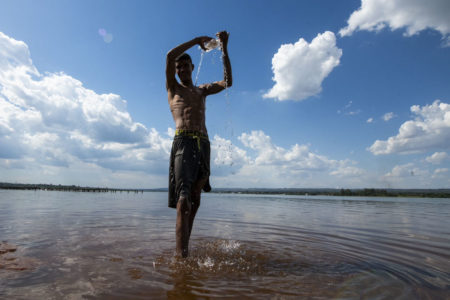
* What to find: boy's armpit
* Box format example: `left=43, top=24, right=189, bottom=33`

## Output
left=200, top=81, right=226, bottom=96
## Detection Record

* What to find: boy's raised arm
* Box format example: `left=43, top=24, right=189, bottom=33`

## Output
left=219, top=31, right=232, bottom=88
left=166, top=36, right=212, bottom=90
left=201, top=31, right=232, bottom=95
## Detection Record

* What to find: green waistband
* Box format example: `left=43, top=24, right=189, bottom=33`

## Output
left=175, top=129, right=208, bottom=150
left=175, top=129, right=208, bottom=139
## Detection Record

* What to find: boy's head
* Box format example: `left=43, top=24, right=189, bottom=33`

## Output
left=175, top=53, right=194, bottom=82
left=176, top=53, right=192, bottom=64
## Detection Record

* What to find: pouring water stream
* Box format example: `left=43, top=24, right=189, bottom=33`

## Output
left=195, top=39, right=234, bottom=169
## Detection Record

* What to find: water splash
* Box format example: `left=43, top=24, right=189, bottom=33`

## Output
left=197, top=256, right=215, bottom=269
left=217, top=240, right=241, bottom=255
left=204, top=39, right=220, bottom=52
left=194, top=50, right=205, bottom=86
left=163, top=239, right=265, bottom=275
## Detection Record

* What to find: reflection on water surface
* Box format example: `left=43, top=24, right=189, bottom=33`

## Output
left=0, top=190, right=449, bottom=299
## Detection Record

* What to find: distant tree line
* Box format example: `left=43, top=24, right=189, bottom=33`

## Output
left=212, top=188, right=450, bottom=198
left=337, top=188, right=450, bottom=198
left=339, top=188, right=390, bottom=196
left=2, top=182, right=449, bottom=198
left=0, top=182, right=143, bottom=193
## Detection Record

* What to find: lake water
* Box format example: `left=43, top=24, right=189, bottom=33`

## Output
left=0, top=190, right=449, bottom=299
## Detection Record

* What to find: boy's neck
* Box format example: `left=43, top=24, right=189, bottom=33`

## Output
left=181, top=79, right=194, bottom=87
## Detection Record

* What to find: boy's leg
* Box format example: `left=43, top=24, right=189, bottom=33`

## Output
left=176, top=194, right=191, bottom=258
left=188, top=178, right=207, bottom=239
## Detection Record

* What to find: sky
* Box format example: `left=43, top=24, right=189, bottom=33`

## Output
left=0, top=0, right=449, bottom=189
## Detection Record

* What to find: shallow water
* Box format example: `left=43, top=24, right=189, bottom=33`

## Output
left=0, top=190, right=449, bottom=299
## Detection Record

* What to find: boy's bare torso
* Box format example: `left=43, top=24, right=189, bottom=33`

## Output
left=168, top=84, right=207, bottom=134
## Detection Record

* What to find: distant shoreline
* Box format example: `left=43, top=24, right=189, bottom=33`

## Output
left=0, top=182, right=144, bottom=193
left=1, top=182, right=449, bottom=198
left=210, top=188, right=450, bottom=198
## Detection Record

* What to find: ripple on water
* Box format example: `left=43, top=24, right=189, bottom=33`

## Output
left=1, top=191, right=449, bottom=299
left=2, top=233, right=449, bottom=299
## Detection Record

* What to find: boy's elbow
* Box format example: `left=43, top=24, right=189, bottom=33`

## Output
left=166, top=50, right=176, bottom=61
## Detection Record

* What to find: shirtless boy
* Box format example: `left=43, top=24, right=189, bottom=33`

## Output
left=166, top=31, right=232, bottom=257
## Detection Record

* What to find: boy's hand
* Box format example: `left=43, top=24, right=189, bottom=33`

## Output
left=216, top=31, right=229, bottom=46
left=197, top=36, right=214, bottom=51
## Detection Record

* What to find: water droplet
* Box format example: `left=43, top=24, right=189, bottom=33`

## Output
left=204, top=39, right=220, bottom=52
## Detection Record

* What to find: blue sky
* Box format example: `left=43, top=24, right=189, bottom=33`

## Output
left=0, top=0, right=449, bottom=189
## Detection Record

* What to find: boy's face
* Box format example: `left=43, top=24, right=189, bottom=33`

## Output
left=175, top=59, right=194, bottom=82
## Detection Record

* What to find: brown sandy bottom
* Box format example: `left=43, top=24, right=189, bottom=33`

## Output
left=29, top=237, right=445, bottom=299
left=1, top=191, right=449, bottom=299
left=102, top=243, right=445, bottom=299
left=0, top=241, right=39, bottom=272
left=0, top=238, right=447, bottom=299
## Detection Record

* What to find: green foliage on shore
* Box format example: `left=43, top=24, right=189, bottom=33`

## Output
left=0, top=182, right=143, bottom=193
left=212, top=188, right=450, bottom=198
left=336, top=188, right=450, bottom=198
left=2, top=182, right=449, bottom=198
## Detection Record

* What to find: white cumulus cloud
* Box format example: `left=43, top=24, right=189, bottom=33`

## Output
left=0, top=31, right=172, bottom=184
left=239, top=130, right=333, bottom=170
left=434, top=168, right=448, bottom=174
left=227, top=130, right=367, bottom=187
left=330, top=165, right=366, bottom=178
left=382, top=112, right=396, bottom=122
left=425, top=152, right=448, bottom=165
left=264, top=31, right=342, bottom=101
left=339, top=0, right=450, bottom=46
left=338, top=100, right=361, bottom=116
left=210, top=135, right=250, bottom=176
left=382, top=163, right=432, bottom=188
left=432, top=168, right=448, bottom=180
left=369, top=100, right=450, bottom=155
left=385, top=163, right=419, bottom=177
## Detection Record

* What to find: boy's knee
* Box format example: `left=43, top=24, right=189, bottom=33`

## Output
left=190, top=192, right=201, bottom=208
left=177, top=196, right=191, bottom=214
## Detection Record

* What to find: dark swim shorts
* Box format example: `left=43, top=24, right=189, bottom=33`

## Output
left=168, top=130, right=211, bottom=208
